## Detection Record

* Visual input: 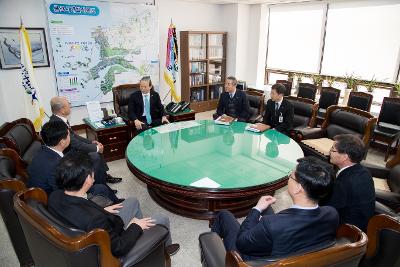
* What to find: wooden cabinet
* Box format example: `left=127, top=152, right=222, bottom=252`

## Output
left=84, top=119, right=129, bottom=162
left=180, top=31, right=227, bottom=113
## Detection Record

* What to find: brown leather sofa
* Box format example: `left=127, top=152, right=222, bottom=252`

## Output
left=14, top=187, right=172, bottom=267
left=0, top=118, right=42, bottom=165
left=297, top=106, right=377, bottom=161
left=113, top=83, right=141, bottom=138
left=285, top=96, right=318, bottom=131
left=359, top=214, right=400, bottom=267
left=199, top=224, right=367, bottom=267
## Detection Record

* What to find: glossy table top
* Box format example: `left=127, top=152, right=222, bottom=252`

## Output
left=126, top=120, right=304, bottom=189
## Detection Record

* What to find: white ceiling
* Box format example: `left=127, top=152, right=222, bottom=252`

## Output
left=179, top=0, right=322, bottom=5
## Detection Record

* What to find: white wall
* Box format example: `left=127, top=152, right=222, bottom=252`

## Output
left=0, top=0, right=239, bottom=125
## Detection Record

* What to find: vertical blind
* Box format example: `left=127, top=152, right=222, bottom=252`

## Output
left=321, top=1, right=400, bottom=82
left=266, top=3, right=326, bottom=73
left=266, top=0, right=400, bottom=83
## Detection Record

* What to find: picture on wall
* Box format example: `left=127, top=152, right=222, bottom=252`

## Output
left=0, top=27, right=50, bottom=69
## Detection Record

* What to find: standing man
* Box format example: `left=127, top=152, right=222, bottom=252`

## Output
left=213, top=76, right=250, bottom=122
left=324, top=134, right=375, bottom=232
left=49, top=96, right=122, bottom=185
left=128, top=76, right=169, bottom=132
left=251, top=83, right=294, bottom=135
left=211, top=156, right=338, bottom=260
left=28, top=121, right=120, bottom=203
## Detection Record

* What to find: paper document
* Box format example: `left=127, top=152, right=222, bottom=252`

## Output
left=245, top=125, right=261, bottom=133
left=155, top=121, right=200, bottom=134
left=86, top=101, right=103, bottom=122
left=214, top=115, right=235, bottom=125
left=190, top=177, right=221, bottom=188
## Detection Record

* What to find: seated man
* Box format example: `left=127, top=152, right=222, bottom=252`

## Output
left=323, top=134, right=375, bottom=232
left=212, top=156, right=338, bottom=260
left=128, top=76, right=169, bottom=132
left=48, top=152, right=180, bottom=257
left=213, top=76, right=250, bottom=122
left=251, top=83, right=294, bottom=135
left=28, top=121, right=120, bottom=204
left=49, top=96, right=122, bottom=184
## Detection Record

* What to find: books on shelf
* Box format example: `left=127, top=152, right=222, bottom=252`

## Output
left=208, top=47, right=223, bottom=59
left=190, top=74, right=206, bottom=86
left=190, top=62, right=206, bottom=73
left=209, top=74, right=222, bottom=84
left=210, top=85, right=223, bottom=100
left=191, top=88, right=206, bottom=102
left=214, top=115, right=235, bottom=126
left=208, top=34, right=223, bottom=46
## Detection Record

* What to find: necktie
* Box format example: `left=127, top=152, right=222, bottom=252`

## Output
left=230, top=93, right=233, bottom=99
left=144, top=95, right=152, bottom=124
left=275, top=102, right=279, bottom=114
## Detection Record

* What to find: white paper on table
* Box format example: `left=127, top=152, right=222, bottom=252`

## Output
left=190, top=177, right=221, bottom=188
left=155, top=121, right=200, bottom=134
left=245, top=125, right=261, bottom=133
left=86, top=101, right=103, bottom=122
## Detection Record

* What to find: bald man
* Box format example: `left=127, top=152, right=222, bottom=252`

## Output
left=49, top=96, right=122, bottom=185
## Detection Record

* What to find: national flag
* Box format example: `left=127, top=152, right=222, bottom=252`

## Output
left=164, top=23, right=180, bottom=102
left=20, top=24, right=45, bottom=131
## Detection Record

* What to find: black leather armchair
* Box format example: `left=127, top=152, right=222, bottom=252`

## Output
left=363, top=161, right=400, bottom=212
left=0, top=179, right=34, bottom=267
left=0, top=118, right=42, bottom=165
left=245, top=90, right=264, bottom=123
left=297, top=83, right=317, bottom=101
left=298, top=106, right=377, bottom=161
left=199, top=224, right=367, bottom=267
left=285, top=96, right=318, bottom=130
left=14, top=188, right=172, bottom=267
left=372, top=97, right=400, bottom=161
left=359, top=214, right=400, bottom=267
left=316, top=87, right=341, bottom=124
left=347, top=91, right=373, bottom=112
left=113, top=84, right=141, bottom=138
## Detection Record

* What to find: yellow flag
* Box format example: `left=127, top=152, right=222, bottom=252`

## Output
left=20, top=25, right=45, bottom=131
left=164, top=23, right=180, bottom=102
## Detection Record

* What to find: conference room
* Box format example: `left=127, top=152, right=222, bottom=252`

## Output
left=1, top=0, right=400, bottom=266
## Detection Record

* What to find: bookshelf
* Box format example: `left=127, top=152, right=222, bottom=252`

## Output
left=180, top=31, right=227, bottom=112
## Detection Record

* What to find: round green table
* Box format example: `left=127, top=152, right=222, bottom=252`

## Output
left=126, top=120, right=304, bottom=220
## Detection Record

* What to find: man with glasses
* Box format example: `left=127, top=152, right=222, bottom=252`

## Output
left=323, top=134, right=375, bottom=232
left=128, top=76, right=169, bottom=133
left=213, top=76, right=250, bottom=122
left=210, top=156, right=338, bottom=260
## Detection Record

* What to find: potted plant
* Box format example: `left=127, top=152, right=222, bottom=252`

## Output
left=325, top=76, right=336, bottom=87
left=342, top=73, right=358, bottom=105
left=394, top=83, right=400, bottom=97
left=365, top=76, right=379, bottom=93
left=311, top=74, right=324, bottom=93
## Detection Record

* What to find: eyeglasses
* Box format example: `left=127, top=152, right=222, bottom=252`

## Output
left=288, top=170, right=297, bottom=182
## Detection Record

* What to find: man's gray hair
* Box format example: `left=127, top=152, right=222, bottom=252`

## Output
left=226, top=76, right=237, bottom=86
left=50, top=97, right=66, bottom=114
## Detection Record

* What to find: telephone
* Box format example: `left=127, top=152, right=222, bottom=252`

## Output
left=165, top=101, right=190, bottom=114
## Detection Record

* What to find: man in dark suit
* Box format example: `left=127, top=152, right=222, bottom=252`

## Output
left=49, top=96, right=121, bottom=185
left=48, top=152, right=180, bottom=257
left=128, top=76, right=169, bottom=132
left=324, top=134, right=375, bottom=232
left=211, top=156, right=338, bottom=260
left=251, top=83, right=294, bottom=135
left=28, top=121, right=120, bottom=203
left=213, top=76, right=250, bottom=122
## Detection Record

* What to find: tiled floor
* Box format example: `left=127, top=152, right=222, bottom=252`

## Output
left=0, top=111, right=388, bottom=266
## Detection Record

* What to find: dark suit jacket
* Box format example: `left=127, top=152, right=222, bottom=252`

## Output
left=262, top=98, right=294, bottom=135
left=27, top=146, right=61, bottom=194
left=48, top=190, right=143, bottom=257
left=128, top=90, right=165, bottom=122
left=236, top=206, right=339, bottom=259
left=216, top=90, right=250, bottom=121
left=49, top=114, right=97, bottom=153
left=323, top=163, right=375, bottom=232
